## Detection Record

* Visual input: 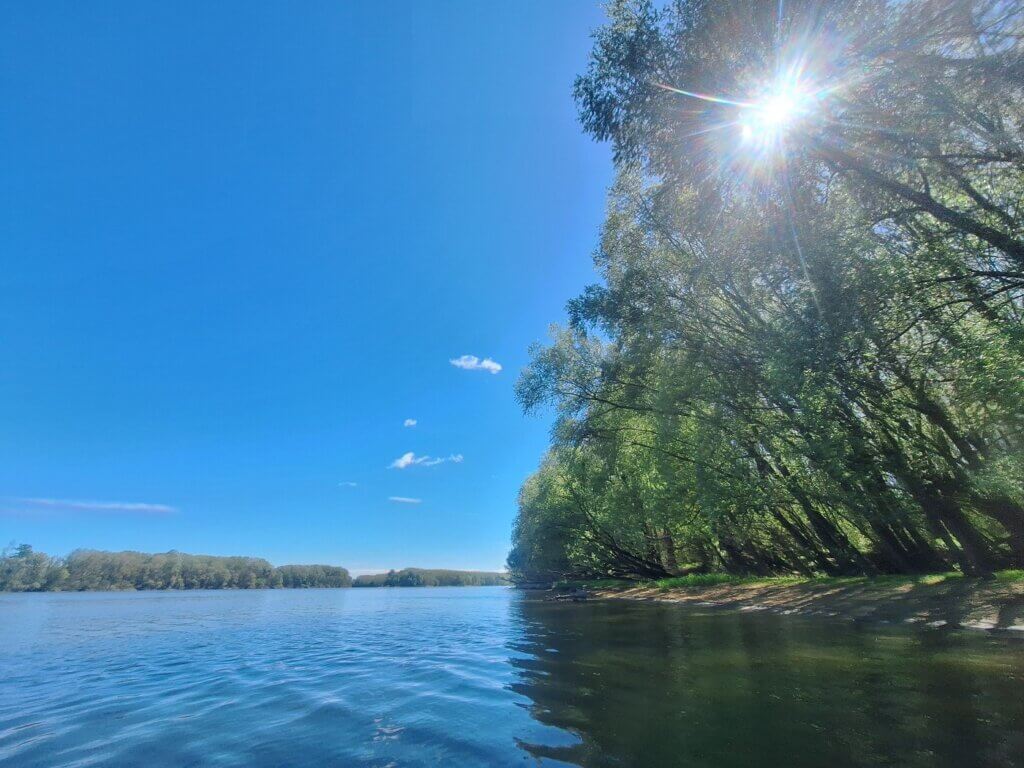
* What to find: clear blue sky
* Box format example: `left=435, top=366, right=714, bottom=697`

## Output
left=1, top=1, right=611, bottom=573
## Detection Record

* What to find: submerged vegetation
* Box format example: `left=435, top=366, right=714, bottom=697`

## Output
left=352, top=568, right=509, bottom=587
left=0, top=545, right=352, bottom=591
left=510, top=0, right=1024, bottom=583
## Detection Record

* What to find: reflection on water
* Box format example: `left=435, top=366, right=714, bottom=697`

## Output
left=0, top=588, right=1022, bottom=767
left=509, top=597, right=1024, bottom=768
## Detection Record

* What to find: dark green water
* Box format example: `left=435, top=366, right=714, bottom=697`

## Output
left=1, top=588, right=1022, bottom=767
left=515, top=597, right=1024, bottom=767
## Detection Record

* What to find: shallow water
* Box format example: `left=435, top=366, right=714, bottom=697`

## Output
left=1, top=588, right=1022, bottom=767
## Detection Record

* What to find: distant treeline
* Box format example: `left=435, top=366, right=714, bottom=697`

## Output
left=352, top=568, right=508, bottom=587
left=0, top=545, right=351, bottom=592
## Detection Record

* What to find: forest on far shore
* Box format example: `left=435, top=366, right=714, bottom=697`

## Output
left=352, top=568, right=509, bottom=587
left=0, top=545, right=352, bottom=592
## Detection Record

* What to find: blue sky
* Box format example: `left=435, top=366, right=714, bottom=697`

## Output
left=0, top=1, right=611, bottom=572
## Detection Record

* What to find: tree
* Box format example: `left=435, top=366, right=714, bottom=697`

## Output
left=0, top=546, right=353, bottom=591
left=510, top=0, right=1024, bottom=583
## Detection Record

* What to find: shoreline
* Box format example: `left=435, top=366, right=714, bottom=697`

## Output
left=578, top=575, right=1024, bottom=633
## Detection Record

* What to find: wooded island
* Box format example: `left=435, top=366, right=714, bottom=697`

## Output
left=353, top=568, right=508, bottom=587
left=0, top=545, right=350, bottom=591
left=0, top=546, right=508, bottom=591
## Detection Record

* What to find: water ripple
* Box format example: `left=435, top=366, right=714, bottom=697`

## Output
left=0, top=588, right=566, bottom=768
left=3, top=589, right=1023, bottom=768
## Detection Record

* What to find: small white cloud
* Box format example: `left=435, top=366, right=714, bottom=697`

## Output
left=449, top=355, right=502, bottom=374
left=389, top=452, right=464, bottom=469
left=388, top=496, right=422, bottom=504
left=338, top=481, right=358, bottom=488
left=17, top=497, right=176, bottom=514
left=389, top=451, right=421, bottom=469
left=403, top=418, right=417, bottom=428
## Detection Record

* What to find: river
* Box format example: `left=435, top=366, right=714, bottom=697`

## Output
left=1, top=587, right=1022, bottom=767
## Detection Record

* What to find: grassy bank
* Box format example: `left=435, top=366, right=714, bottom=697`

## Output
left=550, top=571, right=1024, bottom=632
left=651, top=569, right=1024, bottom=590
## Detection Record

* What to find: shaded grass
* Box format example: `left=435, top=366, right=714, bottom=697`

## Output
left=549, top=570, right=1024, bottom=594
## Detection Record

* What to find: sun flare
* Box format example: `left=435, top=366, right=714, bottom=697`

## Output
left=740, top=82, right=809, bottom=143
left=759, top=91, right=799, bottom=126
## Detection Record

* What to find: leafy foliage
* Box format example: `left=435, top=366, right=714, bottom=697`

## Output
left=510, top=0, right=1024, bottom=582
left=352, top=568, right=509, bottom=587
left=0, top=545, right=351, bottom=591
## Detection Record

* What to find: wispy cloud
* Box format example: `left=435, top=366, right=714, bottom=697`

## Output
left=15, top=497, right=176, bottom=514
left=449, top=355, right=502, bottom=374
left=403, top=418, right=417, bottom=428
left=338, top=481, right=359, bottom=488
left=388, top=452, right=464, bottom=469
left=388, top=496, right=422, bottom=504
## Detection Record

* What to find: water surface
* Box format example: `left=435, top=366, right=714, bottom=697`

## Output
left=1, top=588, right=1022, bottom=767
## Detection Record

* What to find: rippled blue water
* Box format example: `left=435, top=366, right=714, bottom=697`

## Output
left=2, top=588, right=1023, bottom=767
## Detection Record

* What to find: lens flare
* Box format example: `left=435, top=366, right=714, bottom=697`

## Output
left=741, top=83, right=808, bottom=142
left=656, top=42, right=847, bottom=187
left=759, top=91, right=799, bottom=127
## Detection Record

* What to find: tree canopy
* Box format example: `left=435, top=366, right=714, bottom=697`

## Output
left=0, top=545, right=352, bottom=591
left=510, top=0, right=1024, bottom=582
left=352, top=568, right=509, bottom=587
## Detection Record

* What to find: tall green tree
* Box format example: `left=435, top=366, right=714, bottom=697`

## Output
left=510, top=0, right=1024, bottom=582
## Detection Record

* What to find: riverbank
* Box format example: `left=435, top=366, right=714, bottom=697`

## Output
left=571, top=572, right=1024, bottom=632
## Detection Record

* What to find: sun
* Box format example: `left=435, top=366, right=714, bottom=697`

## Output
left=759, top=91, right=799, bottom=127
left=739, top=81, right=810, bottom=143
left=653, top=70, right=822, bottom=160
